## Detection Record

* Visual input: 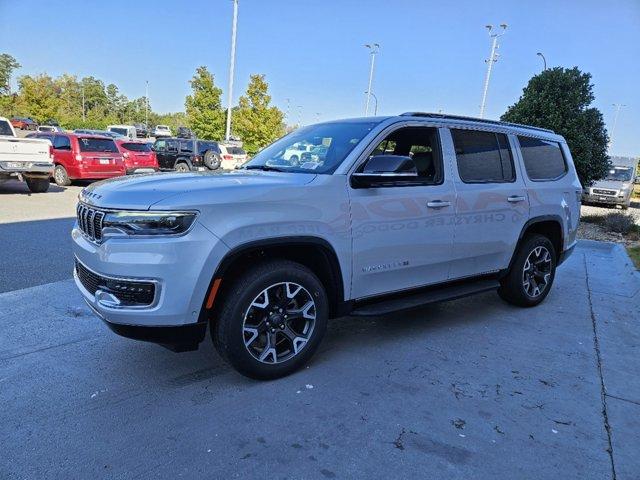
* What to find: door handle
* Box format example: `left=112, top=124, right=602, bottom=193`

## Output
left=507, top=195, right=526, bottom=203
left=427, top=200, right=451, bottom=209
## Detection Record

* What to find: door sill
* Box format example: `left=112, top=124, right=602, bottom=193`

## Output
left=350, top=277, right=500, bottom=317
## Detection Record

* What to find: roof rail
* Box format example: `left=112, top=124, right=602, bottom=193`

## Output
left=399, top=112, right=555, bottom=134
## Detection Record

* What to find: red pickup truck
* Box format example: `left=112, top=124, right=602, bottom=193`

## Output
left=28, top=132, right=126, bottom=185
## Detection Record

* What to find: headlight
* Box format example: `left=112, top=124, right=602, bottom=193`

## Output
left=102, top=211, right=197, bottom=237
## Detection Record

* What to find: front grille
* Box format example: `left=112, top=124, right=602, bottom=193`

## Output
left=592, top=188, right=617, bottom=196
left=76, top=203, right=105, bottom=242
left=75, top=259, right=156, bottom=306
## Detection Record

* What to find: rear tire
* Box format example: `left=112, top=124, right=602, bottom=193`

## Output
left=25, top=177, right=50, bottom=193
left=53, top=165, right=71, bottom=186
left=203, top=150, right=221, bottom=170
left=498, top=234, right=556, bottom=308
left=175, top=162, right=190, bottom=173
left=212, top=260, right=328, bottom=380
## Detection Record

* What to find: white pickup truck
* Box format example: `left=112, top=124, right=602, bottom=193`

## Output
left=0, top=116, right=54, bottom=193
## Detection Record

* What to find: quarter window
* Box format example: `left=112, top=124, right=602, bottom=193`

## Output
left=517, top=136, right=567, bottom=181
left=451, top=129, right=514, bottom=183
left=53, top=135, right=71, bottom=150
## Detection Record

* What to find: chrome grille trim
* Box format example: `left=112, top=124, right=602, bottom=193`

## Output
left=76, top=203, right=105, bottom=242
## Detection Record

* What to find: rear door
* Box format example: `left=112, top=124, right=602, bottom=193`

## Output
left=446, top=128, right=530, bottom=279
left=52, top=134, right=75, bottom=174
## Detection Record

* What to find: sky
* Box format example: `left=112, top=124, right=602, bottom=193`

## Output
left=1, top=0, right=638, bottom=156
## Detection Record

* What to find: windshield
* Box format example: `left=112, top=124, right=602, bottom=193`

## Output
left=78, top=137, right=119, bottom=153
left=604, top=167, right=633, bottom=182
left=242, top=121, right=379, bottom=174
left=121, top=142, right=151, bottom=152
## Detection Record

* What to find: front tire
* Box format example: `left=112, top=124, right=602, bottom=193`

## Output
left=498, top=234, right=556, bottom=307
left=53, top=165, right=71, bottom=186
left=212, top=260, right=328, bottom=380
left=25, top=177, right=50, bottom=193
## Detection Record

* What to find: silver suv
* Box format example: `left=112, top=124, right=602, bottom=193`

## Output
left=582, top=157, right=637, bottom=209
left=72, top=113, right=582, bottom=379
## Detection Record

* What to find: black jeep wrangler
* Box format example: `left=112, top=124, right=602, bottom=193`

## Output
left=152, top=138, right=223, bottom=172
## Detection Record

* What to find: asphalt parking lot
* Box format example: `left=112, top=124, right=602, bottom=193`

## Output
left=1, top=180, right=639, bottom=479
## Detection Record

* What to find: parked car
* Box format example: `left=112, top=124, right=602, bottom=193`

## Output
left=72, top=112, right=581, bottom=379
left=153, top=125, right=172, bottom=138
left=37, top=125, right=64, bottom=133
left=116, top=139, right=159, bottom=174
left=0, top=116, right=53, bottom=193
left=10, top=117, right=38, bottom=130
left=30, top=132, right=125, bottom=185
left=74, top=129, right=124, bottom=140
left=282, top=142, right=312, bottom=164
left=134, top=123, right=149, bottom=138
left=219, top=144, right=248, bottom=169
left=582, top=157, right=637, bottom=209
left=107, top=125, right=136, bottom=140
left=176, top=126, right=194, bottom=139
left=152, top=137, right=222, bottom=172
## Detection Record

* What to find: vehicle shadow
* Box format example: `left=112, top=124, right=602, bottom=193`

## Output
left=0, top=179, right=67, bottom=195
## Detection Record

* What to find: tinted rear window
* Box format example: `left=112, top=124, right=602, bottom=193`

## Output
left=230, top=147, right=246, bottom=155
left=121, top=142, right=151, bottom=152
left=517, top=136, right=567, bottom=181
left=451, top=129, right=514, bottom=183
left=109, top=128, right=128, bottom=136
left=78, top=137, right=119, bottom=153
left=0, top=121, right=13, bottom=136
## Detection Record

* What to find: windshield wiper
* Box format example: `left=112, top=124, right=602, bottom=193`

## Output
left=243, top=165, right=288, bottom=172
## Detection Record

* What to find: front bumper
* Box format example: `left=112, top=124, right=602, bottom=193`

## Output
left=72, top=221, right=229, bottom=329
left=582, top=193, right=629, bottom=206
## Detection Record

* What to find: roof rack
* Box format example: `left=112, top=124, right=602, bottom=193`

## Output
left=399, top=112, right=555, bottom=134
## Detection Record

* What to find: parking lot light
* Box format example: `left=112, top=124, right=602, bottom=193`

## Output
left=225, top=0, right=239, bottom=142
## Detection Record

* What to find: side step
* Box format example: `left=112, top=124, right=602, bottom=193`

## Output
left=350, top=278, right=500, bottom=317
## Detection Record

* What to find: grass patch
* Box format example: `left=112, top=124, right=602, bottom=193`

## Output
left=627, top=246, right=640, bottom=269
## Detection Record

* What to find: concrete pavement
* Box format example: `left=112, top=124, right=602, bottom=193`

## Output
left=1, top=240, right=638, bottom=479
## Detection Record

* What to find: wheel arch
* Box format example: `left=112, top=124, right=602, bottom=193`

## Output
left=174, top=157, right=192, bottom=169
left=508, top=215, right=564, bottom=271
left=203, top=236, right=346, bottom=319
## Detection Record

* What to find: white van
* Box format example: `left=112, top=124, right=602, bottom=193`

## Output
left=107, top=125, right=136, bottom=139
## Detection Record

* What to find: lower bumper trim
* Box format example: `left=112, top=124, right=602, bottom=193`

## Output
left=103, top=319, right=207, bottom=352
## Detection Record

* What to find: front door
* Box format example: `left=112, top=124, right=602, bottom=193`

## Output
left=349, top=125, right=456, bottom=299
left=444, top=128, right=530, bottom=279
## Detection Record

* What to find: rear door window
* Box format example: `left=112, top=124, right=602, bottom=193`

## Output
left=53, top=135, right=71, bottom=150
left=451, top=129, right=514, bottom=183
left=0, top=121, right=13, bottom=135
left=78, top=137, right=118, bottom=153
left=517, top=136, right=567, bottom=181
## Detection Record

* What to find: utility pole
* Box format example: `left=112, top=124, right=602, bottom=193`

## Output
left=297, top=105, right=302, bottom=127
left=479, top=24, right=507, bottom=118
left=609, top=103, right=626, bottom=150
left=145, top=80, right=149, bottom=127
left=364, top=43, right=379, bottom=116
left=285, top=98, right=290, bottom=124
left=82, top=85, right=86, bottom=122
left=225, top=0, right=239, bottom=142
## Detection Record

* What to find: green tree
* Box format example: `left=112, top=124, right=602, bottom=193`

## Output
left=15, top=74, right=62, bottom=123
left=185, top=66, right=225, bottom=140
left=0, top=53, right=20, bottom=95
left=501, top=67, right=609, bottom=185
left=233, top=74, right=285, bottom=154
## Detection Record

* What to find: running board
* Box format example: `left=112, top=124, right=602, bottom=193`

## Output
left=350, top=278, right=500, bottom=317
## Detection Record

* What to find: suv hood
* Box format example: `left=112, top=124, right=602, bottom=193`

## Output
left=79, top=171, right=317, bottom=210
left=589, top=179, right=629, bottom=191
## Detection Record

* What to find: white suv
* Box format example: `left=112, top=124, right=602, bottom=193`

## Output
left=72, top=113, right=582, bottom=379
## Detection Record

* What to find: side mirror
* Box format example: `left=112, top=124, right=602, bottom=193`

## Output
left=351, top=155, right=418, bottom=188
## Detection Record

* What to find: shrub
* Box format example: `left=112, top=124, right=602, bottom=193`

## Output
left=603, top=213, right=636, bottom=234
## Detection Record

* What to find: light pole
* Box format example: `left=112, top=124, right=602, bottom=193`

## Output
left=297, top=105, right=302, bottom=127
left=145, top=80, right=149, bottom=127
left=536, top=52, right=547, bottom=70
left=225, top=0, right=239, bottom=142
left=479, top=23, right=507, bottom=118
left=609, top=103, right=626, bottom=150
left=364, top=90, right=378, bottom=115
left=364, top=43, right=379, bottom=116
left=81, top=85, right=85, bottom=122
